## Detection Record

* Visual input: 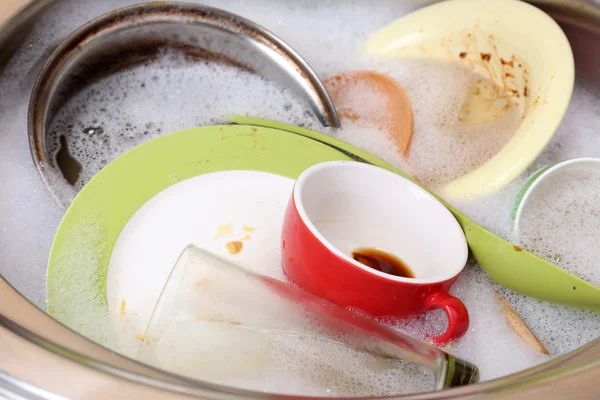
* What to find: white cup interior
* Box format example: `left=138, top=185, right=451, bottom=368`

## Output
left=294, top=161, right=468, bottom=283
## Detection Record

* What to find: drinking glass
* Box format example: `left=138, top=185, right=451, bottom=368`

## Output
left=137, top=245, right=478, bottom=396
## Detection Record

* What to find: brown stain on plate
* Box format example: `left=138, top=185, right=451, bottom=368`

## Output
left=453, top=30, right=529, bottom=125
left=513, top=245, right=523, bottom=252
left=214, top=223, right=233, bottom=239
left=191, top=278, right=211, bottom=292
left=226, top=241, right=243, bottom=255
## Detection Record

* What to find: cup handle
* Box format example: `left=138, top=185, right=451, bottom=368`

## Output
left=424, top=292, right=469, bottom=345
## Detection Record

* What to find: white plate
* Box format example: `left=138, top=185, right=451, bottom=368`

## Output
left=106, top=170, right=293, bottom=356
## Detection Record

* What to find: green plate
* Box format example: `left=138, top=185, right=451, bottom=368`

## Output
left=47, top=124, right=364, bottom=342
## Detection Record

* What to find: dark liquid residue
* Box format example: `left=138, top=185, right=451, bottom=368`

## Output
left=352, top=247, right=415, bottom=278
left=55, top=135, right=82, bottom=185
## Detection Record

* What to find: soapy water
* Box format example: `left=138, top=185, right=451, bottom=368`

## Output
left=0, top=0, right=599, bottom=395
left=518, top=168, right=600, bottom=288
left=325, top=59, right=521, bottom=189
left=46, top=51, right=319, bottom=190
left=47, top=52, right=518, bottom=194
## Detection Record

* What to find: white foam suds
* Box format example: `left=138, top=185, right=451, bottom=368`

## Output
left=518, top=168, right=600, bottom=287
left=327, top=59, right=521, bottom=189
left=0, top=0, right=599, bottom=396
left=47, top=50, right=317, bottom=189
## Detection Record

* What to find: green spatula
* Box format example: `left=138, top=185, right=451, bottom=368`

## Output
left=230, top=116, right=600, bottom=313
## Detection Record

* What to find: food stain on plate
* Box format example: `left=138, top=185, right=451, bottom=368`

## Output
left=226, top=240, right=244, bottom=255
left=324, top=70, right=414, bottom=156
left=214, top=223, right=233, bottom=239
left=191, top=278, right=212, bottom=292
left=458, top=77, right=520, bottom=126
left=450, top=31, right=530, bottom=125
left=215, top=223, right=257, bottom=254
left=120, top=298, right=126, bottom=316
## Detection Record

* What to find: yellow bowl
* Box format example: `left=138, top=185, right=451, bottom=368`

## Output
left=365, top=0, right=574, bottom=200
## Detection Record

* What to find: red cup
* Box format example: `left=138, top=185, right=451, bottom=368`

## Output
left=281, top=161, right=469, bottom=344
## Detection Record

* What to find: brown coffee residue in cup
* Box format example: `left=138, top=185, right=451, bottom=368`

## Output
left=352, top=248, right=415, bottom=278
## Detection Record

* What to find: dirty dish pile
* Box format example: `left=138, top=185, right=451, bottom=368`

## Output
left=0, top=0, right=599, bottom=397
left=50, top=124, right=475, bottom=396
